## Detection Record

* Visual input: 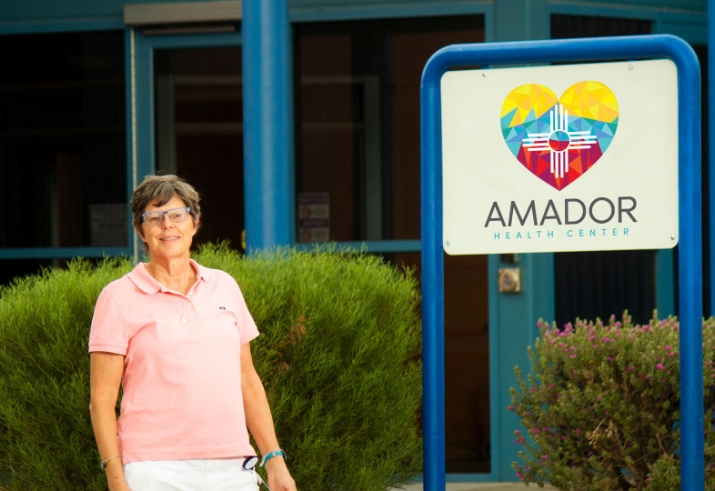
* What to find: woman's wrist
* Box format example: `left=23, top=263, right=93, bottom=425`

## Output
left=264, top=455, right=288, bottom=474
left=260, top=449, right=287, bottom=467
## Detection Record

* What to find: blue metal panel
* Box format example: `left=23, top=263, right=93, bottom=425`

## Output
left=495, top=0, right=548, bottom=41
left=0, top=18, right=123, bottom=34
left=138, top=31, right=242, bottom=49
left=243, top=0, right=293, bottom=252
left=549, top=3, right=707, bottom=45
left=549, top=0, right=705, bottom=22
left=658, top=19, right=707, bottom=44
left=421, top=35, right=702, bottom=491
left=483, top=254, right=556, bottom=481
left=290, top=1, right=492, bottom=23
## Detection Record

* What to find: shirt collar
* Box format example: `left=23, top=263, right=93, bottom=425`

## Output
left=128, top=258, right=210, bottom=294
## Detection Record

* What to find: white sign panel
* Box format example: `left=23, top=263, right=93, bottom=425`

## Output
left=441, top=59, right=678, bottom=255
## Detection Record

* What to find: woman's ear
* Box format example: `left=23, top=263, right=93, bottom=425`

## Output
left=134, top=224, right=145, bottom=240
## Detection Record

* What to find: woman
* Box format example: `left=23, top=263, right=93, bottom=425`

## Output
left=88, top=175, right=297, bottom=491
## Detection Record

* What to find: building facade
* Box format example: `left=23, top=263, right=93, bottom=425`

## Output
left=0, top=0, right=707, bottom=482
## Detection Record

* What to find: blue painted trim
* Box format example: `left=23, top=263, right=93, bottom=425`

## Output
left=133, top=30, right=157, bottom=213
left=655, top=249, right=676, bottom=317
left=294, top=240, right=421, bottom=253
left=421, top=35, right=702, bottom=491
left=243, top=0, right=293, bottom=252
left=125, top=28, right=138, bottom=259
left=138, top=31, right=242, bottom=50
left=548, top=3, right=706, bottom=23
left=447, top=472, right=497, bottom=482
left=0, top=247, right=131, bottom=260
left=290, top=2, right=492, bottom=23
left=709, top=0, right=715, bottom=317
left=548, top=3, right=707, bottom=44
left=483, top=7, right=494, bottom=43
left=409, top=472, right=507, bottom=483
left=0, top=18, right=123, bottom=35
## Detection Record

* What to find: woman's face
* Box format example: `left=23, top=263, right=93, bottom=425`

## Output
left=136, top=195, right=199, bottom=261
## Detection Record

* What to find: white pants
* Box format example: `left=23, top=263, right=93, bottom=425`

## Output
left=124, top=458, right=261, bottom=491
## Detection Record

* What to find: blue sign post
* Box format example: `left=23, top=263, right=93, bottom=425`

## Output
left=420, top=35, right=702, bottom=490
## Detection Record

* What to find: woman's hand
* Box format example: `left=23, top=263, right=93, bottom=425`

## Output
left=241, top=343, right=297, bottom=490
left=265, top=457, right=297, bottom=491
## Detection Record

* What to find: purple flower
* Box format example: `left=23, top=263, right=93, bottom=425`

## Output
left=657, top=363, right=665, bottom=370
left=602, top=337, right=610, bottom=343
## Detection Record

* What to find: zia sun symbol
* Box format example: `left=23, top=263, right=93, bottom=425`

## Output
left=521, top=103, right=597, bottom=179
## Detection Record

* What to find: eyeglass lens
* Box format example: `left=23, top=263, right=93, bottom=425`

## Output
left=144, top=208, right=189, bottom=225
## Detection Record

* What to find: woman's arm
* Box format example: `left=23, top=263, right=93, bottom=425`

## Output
left=89, top=352, right=130, bottom=491
left=241, top=342, right=297, bottom=491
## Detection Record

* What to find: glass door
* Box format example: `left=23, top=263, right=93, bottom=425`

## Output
left=153, top=46, right=245, bottom=250
left=131, top=29, right=243, bottom=255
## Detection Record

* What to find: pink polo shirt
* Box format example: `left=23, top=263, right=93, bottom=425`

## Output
left=89, top=260, right=259, bottom=463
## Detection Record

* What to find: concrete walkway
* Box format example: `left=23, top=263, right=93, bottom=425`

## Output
left=391, top=483, right=558, bottom=491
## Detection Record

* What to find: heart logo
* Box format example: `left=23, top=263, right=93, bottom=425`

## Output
left=500, top=81, right=618, bottom=191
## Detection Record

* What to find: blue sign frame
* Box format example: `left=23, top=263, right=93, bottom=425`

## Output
left=420, top=35, right=702, bottom=490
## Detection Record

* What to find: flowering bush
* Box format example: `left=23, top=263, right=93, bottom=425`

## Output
left=509, top=313, right=715, bottom=490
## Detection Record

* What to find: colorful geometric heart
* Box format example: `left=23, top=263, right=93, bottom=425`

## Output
left=500, top=81, right=618, bottom=191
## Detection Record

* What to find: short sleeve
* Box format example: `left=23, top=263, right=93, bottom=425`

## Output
left=228, top=277, right=260, bottom=345
left=89, top=290, right=129, bottom=355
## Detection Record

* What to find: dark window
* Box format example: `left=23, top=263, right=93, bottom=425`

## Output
left=154, top=47, right=244, bottom=251
left=0, top=30, right=126, bottom=285
left=551, top=14, right=652, bottom=39
left=294, top=16, right=484, bottom=243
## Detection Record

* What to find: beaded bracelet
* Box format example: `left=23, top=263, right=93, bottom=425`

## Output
left=260, top=449, right=287, bottom=467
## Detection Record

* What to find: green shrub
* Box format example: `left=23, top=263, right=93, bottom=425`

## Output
left=509, top=314, right=715, bottom=490
left=0, top=244, right=422, bottom=490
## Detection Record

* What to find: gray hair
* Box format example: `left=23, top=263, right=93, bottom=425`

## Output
left=130, top=174, right=201, bottom=232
